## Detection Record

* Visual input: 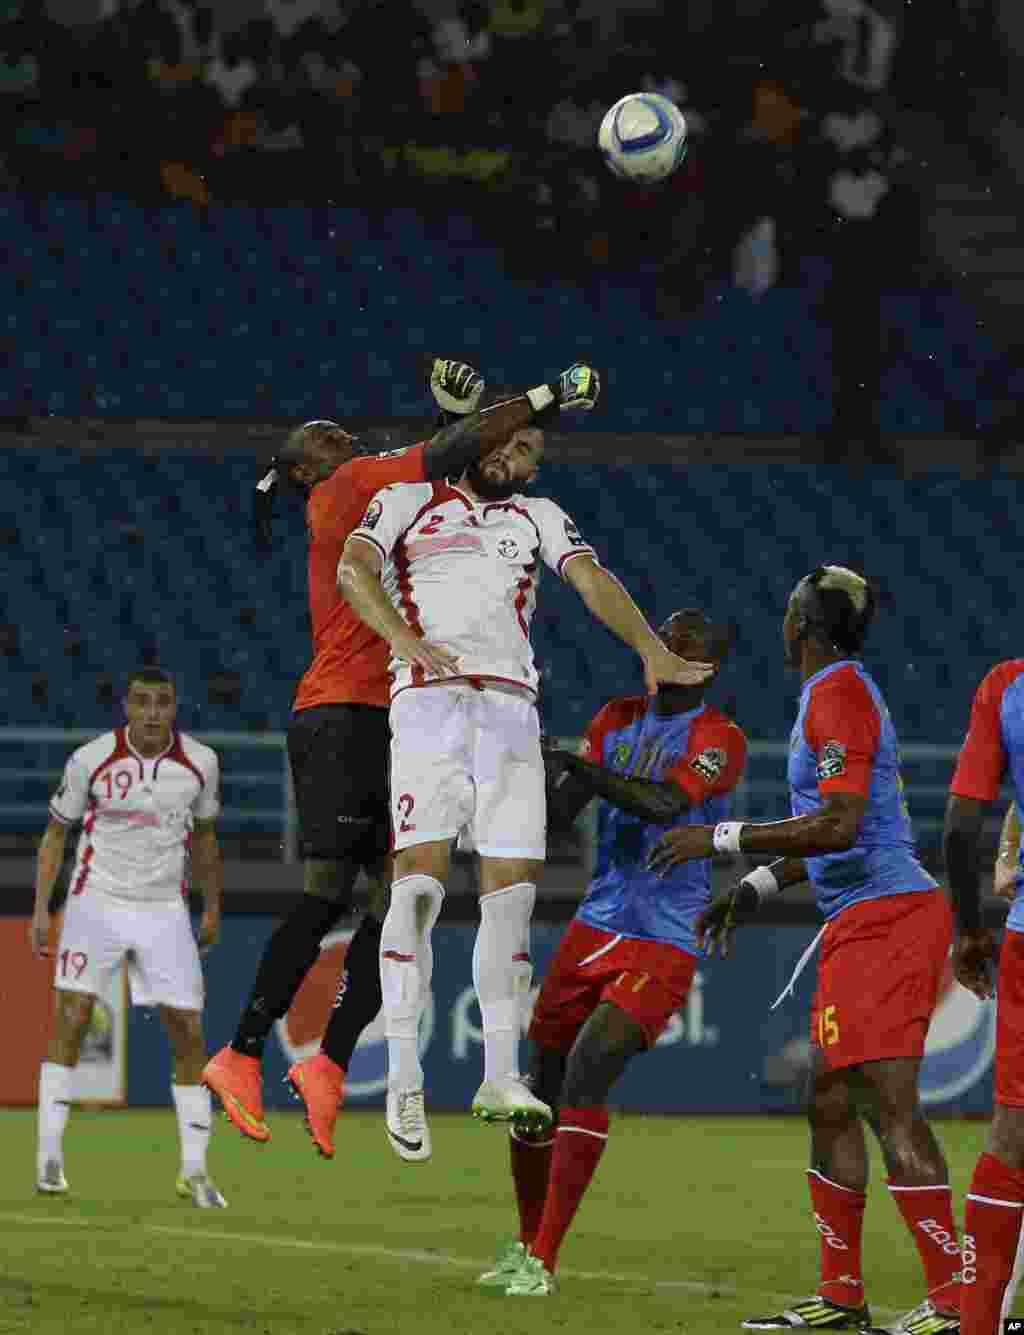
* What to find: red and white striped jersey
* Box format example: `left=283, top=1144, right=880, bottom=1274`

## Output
left=49, top=727, right=220, bottom=903
left=350, top=479, right=597, bottom=697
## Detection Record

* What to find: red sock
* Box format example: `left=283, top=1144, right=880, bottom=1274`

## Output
left=887, top=1181, right=962, bottom=1314
left=531, top=1106, right=609, bottom=1273
left=961, top=1152, right=1024, bottom=1335
left=807, top=1169, right=867, bottom=1307
left=509, top=1127, right=554, bottom=1247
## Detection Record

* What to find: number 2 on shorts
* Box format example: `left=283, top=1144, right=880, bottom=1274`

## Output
left=397, top=793, right=416, bottom=833
left=818, top=1003, right=840, bottom=1048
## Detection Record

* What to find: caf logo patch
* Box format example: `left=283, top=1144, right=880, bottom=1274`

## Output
left=612, top=742, right=632, bottom=770
left=360, top=498, right=383, bottom=531
left=497, top=537, right=520, bottom=560
left=816, top=740, right=847, bottom=781
left=691, top=747, right=727, bottom=783
left=564, top=519, right=586, bottom=548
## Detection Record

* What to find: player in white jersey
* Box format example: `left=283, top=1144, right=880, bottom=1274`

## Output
left=339, top=375, right=714, bottom=1161
left=29, top=668, right=228, bottom=1207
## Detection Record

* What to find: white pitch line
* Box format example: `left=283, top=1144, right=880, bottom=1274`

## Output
left=0, top=1211, right=901, bottom=1317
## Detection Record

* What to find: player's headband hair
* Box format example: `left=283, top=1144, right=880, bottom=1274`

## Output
left=795, top=565, right=876, bottom=654
left=253, top=421, right=358, bottom=552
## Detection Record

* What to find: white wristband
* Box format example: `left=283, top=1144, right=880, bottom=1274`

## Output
left=712, top=821, right=744, bottom=854
left=742, top=865, right=780, bottom=900
left=526, top=384, right=555, bottom=414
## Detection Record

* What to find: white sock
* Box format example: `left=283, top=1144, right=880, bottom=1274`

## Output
left=172, top=1084, right=212, bottom=1179
left=37, top=1061, right=73, bottom=1178
left=381, top=875, right=443, bottom=1091
left=473, top=883, right=535, bottom=1084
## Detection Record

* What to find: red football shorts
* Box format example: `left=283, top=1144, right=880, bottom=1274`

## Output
left=529, top=919, right=697, bottom=1052
left=810, top=890, right=952, bottom=1072
left=996, top=929, right=1024, bottom=1106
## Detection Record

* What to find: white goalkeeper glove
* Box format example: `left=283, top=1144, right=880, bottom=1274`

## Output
left=430, top=359, right=485, bottom=417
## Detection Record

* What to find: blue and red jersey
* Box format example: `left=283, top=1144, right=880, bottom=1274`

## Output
left=950, top=659, right=1024, bottom=932
left=575, top=695, right=747, bottom=957
left=789, top=660, right=936, bottom=921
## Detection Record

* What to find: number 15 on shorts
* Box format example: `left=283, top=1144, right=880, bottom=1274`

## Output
left=818, top=1004, right=839, bottom=1049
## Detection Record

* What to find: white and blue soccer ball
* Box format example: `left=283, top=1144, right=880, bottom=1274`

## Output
left=598, top=92, right=688, bottom=185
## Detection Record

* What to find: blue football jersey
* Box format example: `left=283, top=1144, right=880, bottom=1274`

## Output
left=951, top=659, right=1024, bottom=932
left=575, top=696, right=747, bottom=957
left=789, top=660, right=936, bottom=921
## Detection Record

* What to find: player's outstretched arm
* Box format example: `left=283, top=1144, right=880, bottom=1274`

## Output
left=191, top=819, right=223, bottom=953
left=30, top=818, right=68, bottom=958
left=421, top=362, right=601, bottom=482
left=994, top=800, right=1021, bottom=901
left=338, top=536, right=460, bottom=679
left=551, top=749, right=689, bottom=824
left=563, top=557, right=713, bottom=693
left=944, top=793, right=998, bottom=999
left=647, top=791, right=868, bottom=874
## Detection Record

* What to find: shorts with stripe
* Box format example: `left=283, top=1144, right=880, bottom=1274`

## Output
left=529, top=918, right=696, bottom=1051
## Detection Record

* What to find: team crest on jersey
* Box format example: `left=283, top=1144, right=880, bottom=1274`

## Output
left=564, top=519, right=586, bottom=547
left=691, top=747, right=727, bottom=783
left=612, top=742, right=632, bottom=770
left=497, top=537, right=520, bottom=560
left=816, top=740, right=847, bottom=781
left=55, top=781, right=67, bottom=801
left=360, top=498, right=383, bottom=530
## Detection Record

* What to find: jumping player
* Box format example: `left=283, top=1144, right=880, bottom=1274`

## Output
left=477, top=609, right=745, bottom=1296
left=201, top=359, right=602, bottom=1156
left=31, top=669, right=227, bottom=1208
left=944, top=661, right=1024, bottom=1335
left=340, top=396, right=716, bottom=1163
left=655, top=567, right=961, bottom=1335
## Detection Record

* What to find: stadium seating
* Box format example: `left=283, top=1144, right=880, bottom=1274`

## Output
left=0, top=446, right=1014, bottom=754
left=0, top=193, right=1004, bottom=431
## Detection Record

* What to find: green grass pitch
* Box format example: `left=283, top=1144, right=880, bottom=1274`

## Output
left=0, top=1109, right=1002, bottom=1335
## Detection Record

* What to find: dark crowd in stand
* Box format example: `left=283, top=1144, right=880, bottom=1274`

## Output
left=0, top=0, right=1013, bottom=444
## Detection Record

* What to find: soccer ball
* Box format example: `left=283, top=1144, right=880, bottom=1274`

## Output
left=598, top=92, right=688, bottom=185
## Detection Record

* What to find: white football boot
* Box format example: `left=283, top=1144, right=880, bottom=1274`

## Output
left=472, top=1079, right=552, bottom=1133
left=35, top=1159, right=69, bottom=1195
left=385, top=1086, right=431, bottom=1163
left=176, top=1172, right=228, bottom=1208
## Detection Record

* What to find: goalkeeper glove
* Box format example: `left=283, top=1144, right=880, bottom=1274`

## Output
left=430, top=358, right=485, bottom=420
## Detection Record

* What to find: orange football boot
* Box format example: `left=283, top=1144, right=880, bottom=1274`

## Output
left=288, top=1053, right=345, bottom=1159
left=201, top=1046, right=270, bottom=1143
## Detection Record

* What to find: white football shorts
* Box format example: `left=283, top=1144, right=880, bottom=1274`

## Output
left=55, top=889, right=204, bottom=1011
left=390, top=682, right=546, bottom=860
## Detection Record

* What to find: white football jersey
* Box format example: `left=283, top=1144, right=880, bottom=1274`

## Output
left=49, top=728, right=220, bottom=904
left=350, top=479, right=597, bottom=696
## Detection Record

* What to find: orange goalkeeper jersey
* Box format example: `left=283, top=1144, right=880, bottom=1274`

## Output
left=292, top=443, right=427, bottom=712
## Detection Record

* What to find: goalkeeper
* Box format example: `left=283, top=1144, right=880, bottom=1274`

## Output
left=203, top=356, right=600, bottom=1156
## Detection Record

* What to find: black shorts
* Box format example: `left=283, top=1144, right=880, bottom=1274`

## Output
left=287, top=704, right=391, bottom=865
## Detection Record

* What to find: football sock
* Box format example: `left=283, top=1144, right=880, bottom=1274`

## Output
left=510, top=1127, right=555, bottom=1247
left=531, top=1106, right=609, bottom=1273
left=320, top=913, right=384, bottom=1071
left=172, top=1083, right=212, bottom=1179
left=887, top=1180, right=961, bottom=1313
left=807, top=1169, right=867, bottom=1307
left=381, top=876, right=442, bottom=1090
left=961, top=1152, right=1024, bottom=1335
left=473, top=882, right=535, bottom=1083
left=37, top=1061, right=73, bottom=1177
left=231, top=895, right=343, bottom=1057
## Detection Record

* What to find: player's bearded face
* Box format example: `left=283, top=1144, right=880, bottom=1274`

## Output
left=468, top=431, right=542, bottom=500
